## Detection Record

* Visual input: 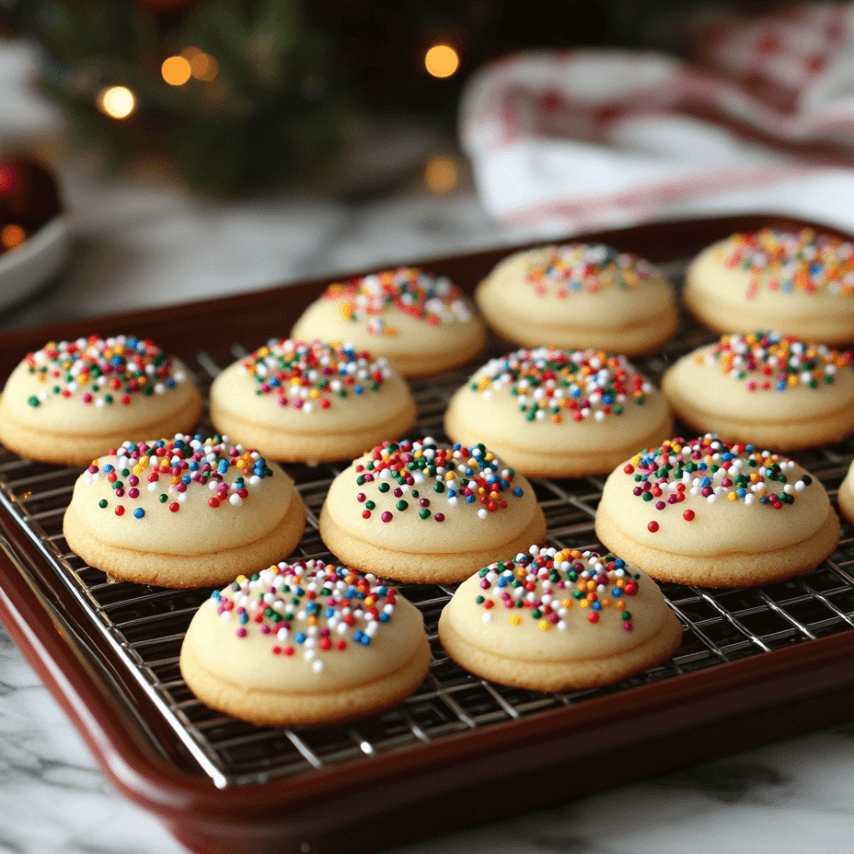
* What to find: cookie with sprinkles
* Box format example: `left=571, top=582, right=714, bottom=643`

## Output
left=209, top=339, right=417, bottom=463
left=595, top=434, right=840, bottom=588
left=0, top=334, right=203, bottom=466
left=684, top=227, right=854, bottom=345
left=835, top=459, right=854, bottom=529
left=662, top=332, right=854, bottom=451
left=180, top=559, right=430, bottom=726
left=319, top=438, right=547, bottom=584
left=445, top=346, right=673, bottom=477
left=438, top=545, right=681, bottom=691
left=474, top=243, right=677, bottom=356
left=291, top=267, right=486, bottom=377
left=63, top=435, right=306, bottom=588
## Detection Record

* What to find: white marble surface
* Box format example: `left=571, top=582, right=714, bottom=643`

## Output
left=0, top=165, right=853, bottom=854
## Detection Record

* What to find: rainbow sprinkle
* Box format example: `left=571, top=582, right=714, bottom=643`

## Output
left=353, top=438, right=524, bottom=523
left=469, top=346, right=651, bottom=423
left=212, top=559, right=398, bottom=668
left=699, top=332, right=851, bottom=392
left=524, top=244, right=660, bottom=297
left=239, top=339, right=392, bottom=410
left=84, top=434, right=272, bottom=516
left=322, top=267, right=473, bottom=335
left=718, top=228, right=854, bottom=299
left=23, top=335, right=187, bottom=408
left=474, top=545, right=638, bottom=631
left=623, top=434, right=813, bottom=532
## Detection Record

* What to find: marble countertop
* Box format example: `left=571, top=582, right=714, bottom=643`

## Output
left=1, top=158, right=854, bottom=854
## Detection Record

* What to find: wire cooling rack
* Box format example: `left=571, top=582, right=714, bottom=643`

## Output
left=2, top=317, right=854, bottom=791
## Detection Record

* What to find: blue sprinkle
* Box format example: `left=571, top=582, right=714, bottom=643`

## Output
left=614, top=559, right=625, bottom=568
left=325, top=607, right=335, bottom=618
left=133, top=508, right=145, bottom=519
left=612, top=587, right=621, bottom=597
left=354, top=385, right=364, bottom=395
left=182, top=475, right=191, bottom=484
left=465, top=495, right=475, bottom=503
left=239, top=613, right=248, bottom=624
left=737, top=488, right=747, bottom=498
left=360, top=635, right=371, bottom=646
left=167, top=379, right=176, bottom=389
left=295, top=632, right=306, bottom=644
left=513, top=487, right=523, bottom=497
left=592, top=602, right=602, bottom=611
left=217, top=460, right=229, bottom=474
left=379, top=613, right=390, bottom=623
left=104, top=464, right=114, bottom=473
left=353, top=630, right=363, bottom=643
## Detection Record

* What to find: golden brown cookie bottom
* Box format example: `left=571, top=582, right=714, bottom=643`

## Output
left=179, top=632, right=431, bottom=727
left=444, top=401, right=673, bottom=479
left=595, top=502, right=841, bottom=588
left=474, top=282, right=679, bottom=357
left=438, top=606, right=682, bottom=691
left=319, top=502, right=547, bottom=584
left=209, top=397, right=417, bottom=464
left=0, top=389, right=204, bottom=467
left=63, top=491, right=306, bottom=588
left=661, top=374, right=854, bottom=451
left=682, top=283, right=854, bottom=347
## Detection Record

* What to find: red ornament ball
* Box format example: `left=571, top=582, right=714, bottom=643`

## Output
left=0, top=156, right=62, bottom=230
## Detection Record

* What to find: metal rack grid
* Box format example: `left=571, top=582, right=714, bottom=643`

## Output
left=2, top=323, right=854, bottom=790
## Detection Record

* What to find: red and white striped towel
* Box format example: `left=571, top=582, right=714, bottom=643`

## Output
left=459, top=3, right=854, bottom=233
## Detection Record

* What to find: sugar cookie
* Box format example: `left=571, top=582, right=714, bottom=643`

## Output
left=595, top=434, right=840, bottom=588
left=438, top=545, right=681, bottom=691
left=662, top=332, right=854, bottom=451
left=180, top=559, right=431, bottom=726
left=0, top=334, right=202, bottom=466
left=319, top=438, right=546, bottom=584
left=209, top=339, right=417, bottom=464
left=474, top=243, right=677, bottom=355
left=445, top=346, right=673, bottom=477
left=291, top=267, right=486, bottom=377
left=683, top=227, right=854, bottom=345
left=63, top=435, right=306, bottom=588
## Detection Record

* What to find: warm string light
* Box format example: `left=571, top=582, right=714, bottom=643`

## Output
left=162, top=47, right=220, bottom=86
left=424, top=155, right=459, bottom=194
left=425, top=44, right=459, bottom=78
left=1, top=224, right=25, bottom=251
left=97, top=86, right=137, bottom=119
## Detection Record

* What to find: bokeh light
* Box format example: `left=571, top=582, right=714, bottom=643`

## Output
left=162, top=55, right=192, bottom=86
left=190, top=52, right=219, bottom=82
left=1, top=224, right=25, bottom=250
left=425, top=155, right=459, bottom=194
left=97, top=86, right=137, bottom=119
left=425, top=44, right=460, bottom=78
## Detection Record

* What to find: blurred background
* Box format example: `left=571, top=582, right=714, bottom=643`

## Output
left=0, top=0, right=853, bottom=325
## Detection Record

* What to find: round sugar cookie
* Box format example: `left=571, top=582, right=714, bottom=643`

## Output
left=595, top=434, right=840, bottom=588
left=210, top=339, right=417, bottom=464
left=662, top=332, right=854, bottom=451
left=683, top=227, right=854, bottom=345
left=180, top=559, right=431, bottom=726
left=445, top=346, right=673, bottom=478
left=474, top=243, right=677, bottom=355
left=291, top=267, right=486, bottom=377
left=319, top=438, right=547, bottom=584
left=438, top=546, right=682, bottom=691
left=0, top=334, right=202, bottom=466
left=836, top=459, right=854, bottom=528
left=63, top=435, right=306, bottom=588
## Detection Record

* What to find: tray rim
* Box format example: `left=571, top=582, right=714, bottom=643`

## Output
left=3, top=211, right=854, bottom=852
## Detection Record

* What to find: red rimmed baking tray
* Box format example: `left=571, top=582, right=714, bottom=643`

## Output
left=1, top=213, right=854, bottom=854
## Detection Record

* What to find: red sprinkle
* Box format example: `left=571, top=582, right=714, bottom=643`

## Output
left=647, top=520, right=659, bottom=532
left=683, top=509, right=695, bottom=521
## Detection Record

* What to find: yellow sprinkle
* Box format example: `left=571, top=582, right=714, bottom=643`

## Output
left=309, top=389, right=320, bottom=399
left=727, top=492, right=737, bottom=501
left=562, top=598, right=572, bottom=608
left=510, top=614, right=521, bottom=626
left=236, top=459, right=246, bottom=469
left=579, top=599, right=589, bottom=609
left=364, top=596, right=374, bottom=607
left=235, top=575, right=246, bottom=584
left=538, top=620, right=550, bottom=631
left=586, top=580, right=596, bottom=591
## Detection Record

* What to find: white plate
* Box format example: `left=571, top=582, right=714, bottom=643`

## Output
left=0, top=215, right=70, bottom=313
